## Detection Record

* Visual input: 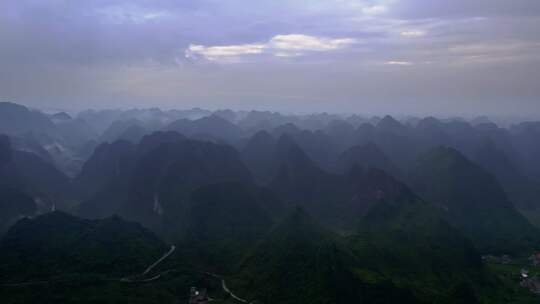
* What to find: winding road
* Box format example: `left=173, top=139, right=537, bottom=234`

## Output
left=2, top=243, right=253, bottom=304
left=143, top=245, right=176, bottom=275
left=206, top=272, right=250, bottom=303
left=222, top=279, right=249, bottom=303
left=120, top=245, right=176, bottom=283
left=3, top=245, right=178, bottom=286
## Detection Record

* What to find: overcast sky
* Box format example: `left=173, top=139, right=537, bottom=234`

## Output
left=1, top=0, right=540, bottom=117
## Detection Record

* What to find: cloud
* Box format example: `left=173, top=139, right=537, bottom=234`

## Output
left=271, top=35, right=356, bottom=51
left=362, top=5, right=388, bottom=15
left=186, top=34, right=358, bottom=62
left=385, top=61, right=413, bottom=66
left=185, top=44, right=265, bottom=62
left=97, top=4, right=170, bottom=24
left=400, top=30, right=426, bottom=38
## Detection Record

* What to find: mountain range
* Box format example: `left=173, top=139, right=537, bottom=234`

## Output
left=1, top=102, right=540, bottom=303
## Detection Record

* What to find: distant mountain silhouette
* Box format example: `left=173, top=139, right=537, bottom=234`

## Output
left=50, top=112, right=72, bottom=122
left=99, top=119, right=148, bottom=143
left=165, top=115, right=243, bottom=143
left=0, top=102, right=57, bottom=136
left=377, top=115, right=406, bottom=133
left=0, top=103, right=99, bottom=176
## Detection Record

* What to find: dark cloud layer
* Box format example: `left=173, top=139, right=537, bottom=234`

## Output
left=1, top=0, right=539, bottom=117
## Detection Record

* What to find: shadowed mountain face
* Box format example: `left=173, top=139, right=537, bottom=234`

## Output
left=120, top=137, right=253, bottom=238
left=74, top=140, right=137, bottom=218
left=0, top=187, right=36, bottom=234
left=74, top=131, right=254, bottom=241
left=241, top=130, right=277, bottom=183
left=136, top=130, right=186, bottom=155
left=0, top=135, right=71, bottom=213
left=338, top=142, right=401, bottom=177
left=474, top=139, right=522, bottom=186
left=269, top=135, right=420, bottom=230
left=474, top=139, right=540, bottom=211
left=269, top=135, right=341, bottom=221
left=0, top=135, right=36, bottom=233
left=9, top=151, right=72, bottom=200
left=73, top=132, right=185, bottom=210
left=74, top=132, right=188, bottom=220
left=511, top=122, right=540, bottom=181
left=411, top=146, right=540, bottom=254
left=324, top=120, right=357, bottom=151
left=74, top=141, right=136, bottom=198
left=242, top=131, right=338, bottom=182
left=0, top=135, right=11, bottom=166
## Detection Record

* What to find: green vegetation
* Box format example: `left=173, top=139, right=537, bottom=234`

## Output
left=0, top=271, right=223, bottom=304
left=0, top=212, right=167, bottom=282
left=485, top=262, right=540, bottom=304
left=230, top=208, right=419, bottom=304
left=175, top=182, right=274, bottom=273
left=349, top=198, right=489, bottom=303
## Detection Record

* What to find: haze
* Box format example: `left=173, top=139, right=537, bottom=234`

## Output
left=1, top=0, right=540, bottom=117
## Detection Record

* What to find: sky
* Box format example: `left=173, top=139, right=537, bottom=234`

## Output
left=1, top=0, right=540, bottom=117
